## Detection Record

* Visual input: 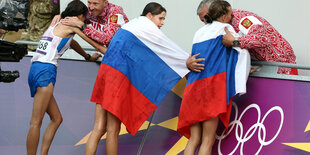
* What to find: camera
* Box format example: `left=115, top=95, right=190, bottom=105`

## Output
left=0, top=0, right=30, bottom=31
left=0, top=0, right=29, bottom=83
left=0, top=40, right=27, bottom=82
left=0, top=69, right=19, bottom=83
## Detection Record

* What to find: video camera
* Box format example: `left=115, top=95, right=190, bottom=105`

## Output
left=0, top=0, right=29, bottom=83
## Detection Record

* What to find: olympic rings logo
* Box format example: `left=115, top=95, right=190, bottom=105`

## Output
left=216, top=102, right=284, bottom=155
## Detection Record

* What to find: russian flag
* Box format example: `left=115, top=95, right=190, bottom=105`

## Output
left=91, top=16, right=189, bottom=136
left=177, top=21, right=250, bottom=138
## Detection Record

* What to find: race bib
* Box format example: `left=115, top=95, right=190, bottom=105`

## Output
left=36, top=36, right=53, bottom=55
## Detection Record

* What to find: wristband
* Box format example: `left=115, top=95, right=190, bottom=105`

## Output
left=85, top=54, right=91, bottom=61
left=80, top=24, right=87, bottom=31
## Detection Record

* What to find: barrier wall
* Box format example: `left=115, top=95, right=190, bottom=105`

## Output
left=0, top=58, right=309, bottom=154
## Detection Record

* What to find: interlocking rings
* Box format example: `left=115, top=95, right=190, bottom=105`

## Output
left=216, top=102, right=284, bottom=155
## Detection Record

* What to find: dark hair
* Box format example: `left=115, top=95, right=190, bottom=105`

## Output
left=61, top=0, right=88, bottom=18
left=204, top=0, right=231, bottom=23
left=141, top=2, right=166, bottom=16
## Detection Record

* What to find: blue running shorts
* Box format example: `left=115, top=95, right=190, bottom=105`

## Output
left=28, top=62, right=57, bottom=97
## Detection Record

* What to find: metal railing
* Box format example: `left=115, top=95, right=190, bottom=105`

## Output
left=15, top=40, right=98, bottom=51
left=250, top=61, right=310, bottom=82
left=15, top=40, right=310, bottom=82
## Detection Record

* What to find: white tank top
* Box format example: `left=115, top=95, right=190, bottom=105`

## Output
left=31, top=23, right=74, bottom=66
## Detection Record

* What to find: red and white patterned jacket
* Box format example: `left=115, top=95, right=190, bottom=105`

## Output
left=83, top=3, right=129, bottom=46
left=231, top=9, right=297, bottom=74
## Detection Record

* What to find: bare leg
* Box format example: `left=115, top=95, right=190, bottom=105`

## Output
left=105, top=112, right=121, bottom=155
left=27, top=83, right=54, bottom=155
left=184, top=123, right=202, bottom=155
left=198, top=117, right=219, bottom=155
left=40, top=96, right=63, bottom=155
left=85, top=103, right=107, bottom=155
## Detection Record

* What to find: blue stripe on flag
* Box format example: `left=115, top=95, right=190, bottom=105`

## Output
left=187, top=35, right=238, bottom=104
left=102, top=28, right=181, bottom=106
left=186, top=36, right=227, bottom=86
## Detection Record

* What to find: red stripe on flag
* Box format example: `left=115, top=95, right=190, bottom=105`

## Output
left=91, top=64, right=157, bottom=135
left=178, top=72, right=232, bottom=138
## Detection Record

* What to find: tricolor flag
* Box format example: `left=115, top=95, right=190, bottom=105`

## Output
left=91, top=16, right=189, bottom=136
left=177, top=21, right=250, bottom=138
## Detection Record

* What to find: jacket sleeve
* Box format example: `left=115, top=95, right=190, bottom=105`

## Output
left=83, top=22, right=121, bottom=46
left=238, top=24, right=271, bottom=49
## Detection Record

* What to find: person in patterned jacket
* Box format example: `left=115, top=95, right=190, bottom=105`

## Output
left=51, top=1, right=129, bottom=154
left=195, top=0, right=297, bottom=75
left=53, top=0, right=129, bottom=52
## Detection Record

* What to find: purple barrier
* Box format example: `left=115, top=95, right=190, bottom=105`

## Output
left=144, top=77, right=310, bottom=155
left=0, top=57, right=309, bottom=154
left=213, top=77, right=309, bottom=155
left=0, top=57, right=182, bottom=155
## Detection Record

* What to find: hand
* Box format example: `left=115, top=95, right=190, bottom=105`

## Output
left=61, top=17, right=84, bottom=28
left=250, top=65, right=261, bottom=73
left=222, top=28, right=235, bottom=47
left=186, top=53, right=205, bottom=72
left=89, top=53, right=102, bottom=62
left=51, top=15, right=61, bottom=26
left=96, top=46, right=107, bottom=54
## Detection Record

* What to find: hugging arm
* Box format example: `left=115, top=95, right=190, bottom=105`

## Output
left=72, top=27, right=107, bottom=55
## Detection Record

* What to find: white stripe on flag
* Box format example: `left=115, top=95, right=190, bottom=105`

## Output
left=122, top=16, right=189, bottom=77
left=192, top=21, right=251, bottom=95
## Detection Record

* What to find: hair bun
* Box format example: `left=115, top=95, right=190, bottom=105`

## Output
left=204, top=14, right=213, bottom=23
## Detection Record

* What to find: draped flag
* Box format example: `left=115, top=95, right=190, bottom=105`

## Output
left=177, top=21, right=250, bottom=138
left=91, top=16, right=189, bottom=136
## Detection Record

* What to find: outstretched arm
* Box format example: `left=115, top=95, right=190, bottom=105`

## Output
left=222, top=26, right=271, bottom=49
left=70, top=40, right=101, bottom=61
left=72, top=27, right=107, bottom=55
left=238, top=25, right=271, bottom=49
